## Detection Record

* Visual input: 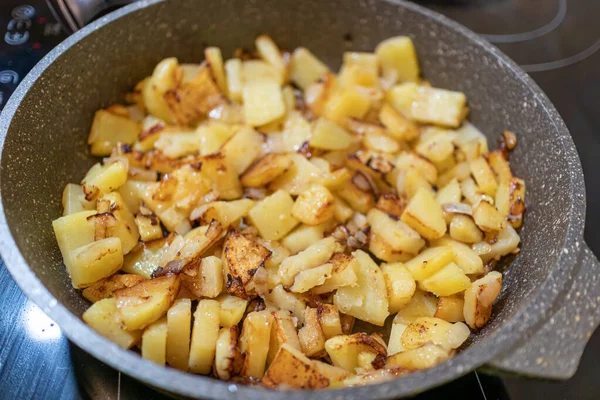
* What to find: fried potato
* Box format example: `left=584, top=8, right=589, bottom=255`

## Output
left=82, top=274, right=145, bottom=303
left=83, top=297, right=142, bottom=349
left=223, top=229, right=271, bottom=298
left=263, top=344, right=329, bottom=389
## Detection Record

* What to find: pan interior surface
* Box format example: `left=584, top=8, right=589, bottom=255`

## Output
left=0, top=0, right=583, bottom=398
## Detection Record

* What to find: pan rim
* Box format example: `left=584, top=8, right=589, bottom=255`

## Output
left=0, top=0, right=586, bottom=398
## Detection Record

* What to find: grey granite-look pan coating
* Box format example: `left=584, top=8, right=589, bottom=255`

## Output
left=0, top=0, right=599, bottom=398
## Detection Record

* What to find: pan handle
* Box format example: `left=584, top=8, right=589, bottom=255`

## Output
left=484, top=244, right=600, bottom=379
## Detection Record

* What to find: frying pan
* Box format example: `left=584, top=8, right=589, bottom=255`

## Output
left=0, top=0, right=599, bottom=398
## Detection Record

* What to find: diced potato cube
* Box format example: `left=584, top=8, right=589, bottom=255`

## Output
left=263, top=344, right=329, bottom=389
left=196, top=120, right=236, bottom=156
left=369, top=232, right=413, bottom=263
left=52, top=210, right=96, bottom=271
left=70, top=237, right=124, bottom=288
left=472, top=200, right=506, bottom=232
left=434, top=296, right=465, bottom=323
left=241, top=154, right=292, bottom=188
left=292, top=184, right=335, bottom=225
left=363, top=131, right=400, bottom=154
left=405, top=246, right=454, bottom=281
left=221, top=126, right=264, bottom=174
left=488, top=150, right=512, bottom=183
left=312, top=253, right=359, bottom=294
left=379, top=104, right=420, bottom=141
left=464, top=271, right=502, bottom=329
left=336, top=173, right=376, bottom=214
left=224, top=58, right=243, bottom=102
left=193, top=199, right=254, bottom=227
left=433, top=237, right=484, bottom=274
left=437, top=178, right=462, bottom=205
left=99, top=192, right=140, bottom=254
left=496, top=177, right=526, bottom=228
left=325, top=333, right=387, bottom=372
left=153, top=131, right=200, bottom=158
left=290, top=263, right=333, bottom=293
left=243, top=80, right=285, bottom=127
left=313, top=360, right=351, bottom=384
left=401, top=187, right=447, bottom=240
left=450, top=215, right=484, bottom=244
left=214, top=326, right=243, bottom=380
left=118, top=180, right=153, bottom=215
left=268, top=311, right=301, bottom=366
left=115, top=275, right=181, bottom=330
left=482, top=225, right=520, bottom=263
left=289, top=48, right=329, bottom=90
left=460, top=177, right=485, bottom=205
left=375, top=36, right=420, bottom=83
left=267, top=285, right=307, bottom=324
left=216, top=294, right=248, bottom=328
left=166, top=298, right=192, bottom=371
left=333, top=195, right=354, bottom=222
left=387, top=321, right=408, bottom=355
left=334, top=250, right=389, bottom=326
left=242, top=60, right=283, bottom=85
left=205, top=47, right=228, bottom=95
left=299, top=308, right=327, bottom=357
left=82, top=274, right=145, bottom=303
left=240, top=310, right=273, bottom=378
left=135, top=214, right=163, bottom=242
left=281, top=224, right=325, bottom=255
left=419, top=262, right=471, bottom=296
left=81, top=161, right=128, bottom=201
left=387, top=83, right=467, bottom=128
left=309, top=118, right=353, bottom=150
left=143, top=57, right=179, bottom=123
left=317, top=304, right=343, bottom=339
left=415, top=128, right=455, bottom=164
left=62, top=183, right=90, bottom=216
left=121, top=238, right=168, bottom=279
left=281, top=111, right=312, bottom=152
left=396, top=167, right=433, bottom=200
left=175, top=221, right=224, bottom=268
left=248, top=190, right=299, bottom=240
left=83, top=297, right=141, bottom=349
left=385, top=343, right=451, bottom=370
left=256, top=35, right=285, bottom=75
left=395, top=152, right=438, bottom=184
left=470, top=157, right=498, bottom=197
left=278, top=237, right=337, bottom=286
left=188, top=299, right=220, bottom=374
left=200, top=153, right=242, bottom=200
left=141, top=317, right=168, bottom=364
left=357, top=351, right=377, bottom=371
left=339, top=52, right=379, bottom=88
left=394, top=290, right=438, bottom=325
left=324, top=87, right=371, bottom=124
left=222, top=230, right=271, bottom=298
left=368, top=208, right=425, bottom=254
left=381, top=263, right=416, bottom=314
left=88, top=109, right=140, bottom=156
left=453, top=122, right=489, bottom=160
left=182, top=255, right=224, bottom=299
left=269, top=154, right=325, bottom=195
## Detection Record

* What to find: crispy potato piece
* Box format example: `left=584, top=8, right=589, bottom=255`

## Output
left=98, top=192, right=140, bottom=255
left=450, top=215, right=484, bottom=244
left=369, top=232, right=414, bottom=263
left=290, top=263, right=333, bottom=293
left=309, top=118, right=353, bottom=150
left=172, top=221, right=223, bottom=269
left=88, top=109, right=140, bottom=156
left=470, top=157, right=498, bottom=197
left=224, top=58, right=243, bottom=102
left=292, top=184, right=335, bottom=226
left=432, top=237, right=484, bottom=275
left=181, top=255, right=224, bottom=299
left=115, top=275, right=181, bottom=330
left=164, top=63, right=226, bottom=125
left=381, top=263, right=416, bottom=314
left=200, top=153, right=243, bottom=200
left=401, top=317, right=470, bottom=351
left=281, top=224, right=325, bottom=255
left=279, top=237, right=337, bottom=286
left=205, top=47, right=228, bottom=95
left=192, top=199, right=254, bottom=227
left=122, top=238, right=169, bottom=279
left=83, top=297, right=142, bottom=349
left=324, top=87, right=372, bottom=125
left=216, top=293, right=249, bottom=327
left=240, top=310, right=273, bottom=378
left=472, top=200, right=506, bottom=233
left=387, top=321, right=408, bottom=355
left=367, top=208, right=425, bottom=254
left=482, top=225, right=520, bottom=263
left=241, top=154, right=292, bottom=188
left=496, top=177, right=526, bottom=228
left=404, top=246, right=453, bottom=281
left=375, top=36, right=420, bottom=83
left=325, top=333, right=387, bottom=372
left=215, top=326, right=244, bottom=380
left=263, top=344, right=330, bottom=389
left=419, top=262, right=471, bottom=297
left=135, top=213, right=163, bottom=242
left=415, top=128, right=456, bottom=164
left=336, top=173, right=376, bottom=214
left=298, top=308, right=327, bottom=357
left=223, top=229, right=271, bottom=298
left=267, top=285, right=308, bottom=324
left=434, top=296, right=465, bottom=323
left=317, top=303, right=343, bottom=339
left=82, top=274, right=145, bottom=303
left=243, top=80, right=286, bottom=127
left=189, top=299, right=220, bottom=374
left=269, top=154, right=325, bottom=195
left=289, top=48, right=329, bottom=90
left=268, top=310, right=302, bottom=366
left=61, top=183, right=92, bottom=216
left=248, top=190, right=299, bottom=240
left=221, top=126, right=264, bottom=174
left=69, top=237, right=124, bottom=288
left=141, top=317, right=168, bottom=365
left=385, top=343, right=451, bottom=371
left=376, top=192, right=406, bottom=218
left=166, top=298, right=192, bottom=371
left=81, top=161, right=128, bottom=201
left=464, top=271, right=502, bottom=329
left=401, top=187, right=447, bottom=240
left=312, top=253, right=359, bottom=294
left=334, top=250, right=389, bottom=326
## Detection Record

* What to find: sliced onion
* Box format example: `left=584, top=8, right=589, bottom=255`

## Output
left=442, top=203, right=472, bottom=216
left=160, top=234, right=184, bottom=266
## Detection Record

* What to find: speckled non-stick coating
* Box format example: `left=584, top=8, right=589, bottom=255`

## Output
left=0, top=0, right=598, bottom=398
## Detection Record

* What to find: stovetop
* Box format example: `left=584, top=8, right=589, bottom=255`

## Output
left=1, top=0, right=600, bottom=399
